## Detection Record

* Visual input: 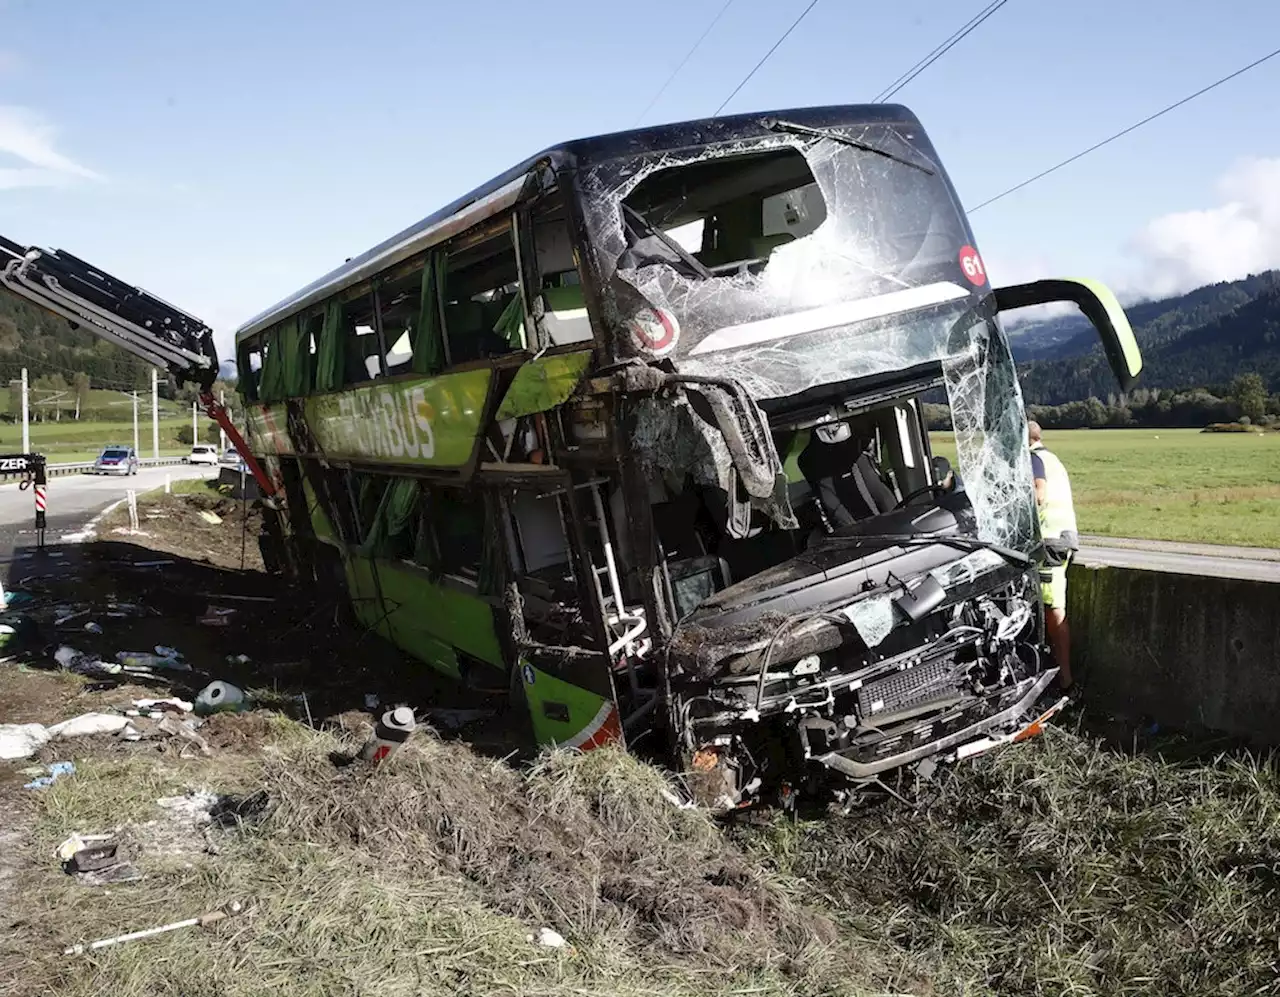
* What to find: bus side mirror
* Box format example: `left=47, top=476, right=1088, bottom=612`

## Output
left=994, top=278, right=1142, bottom=391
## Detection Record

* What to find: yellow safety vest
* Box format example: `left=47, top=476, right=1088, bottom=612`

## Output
left=1030, top=442, right=1078, bottom=545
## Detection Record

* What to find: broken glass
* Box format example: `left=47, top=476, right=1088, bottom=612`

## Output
left=579, top=124, right=1037, bottom=550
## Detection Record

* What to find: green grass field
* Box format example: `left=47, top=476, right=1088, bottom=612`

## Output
left=0, top=418, right=209, bottom=463
left=933, top=427, right=1280, bottom=548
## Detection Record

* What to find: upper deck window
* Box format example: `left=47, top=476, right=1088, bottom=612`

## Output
left=443, top=224, right=524, bottom=365
left=585, top=126, right=973, bottom=400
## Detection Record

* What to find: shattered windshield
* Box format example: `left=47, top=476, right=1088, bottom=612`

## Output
left=580, top=124, right=1037, bottom=550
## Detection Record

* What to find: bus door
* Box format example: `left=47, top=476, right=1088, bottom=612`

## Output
left=500, top=473, right=624, bottom=750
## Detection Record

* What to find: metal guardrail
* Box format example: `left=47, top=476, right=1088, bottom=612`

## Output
left=0, top=455, right=190, bottom=481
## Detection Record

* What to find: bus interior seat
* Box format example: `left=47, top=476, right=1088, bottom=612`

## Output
left=797, top=432, right=898, bottom=526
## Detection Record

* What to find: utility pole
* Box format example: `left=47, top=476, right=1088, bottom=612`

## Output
left=192, top=401, right=198, bottom=447
left=219, top=390, right=227, bottom=452
left=132, top=391, right=140, bottom=454
left=151, top=368, right=159, bottom=459
left=20, top=368, right=29, bottom=454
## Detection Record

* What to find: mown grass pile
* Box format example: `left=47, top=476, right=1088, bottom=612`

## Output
left=8, top=720, right=914, bottom=997
left=739, top=726, right=1280, bottom=997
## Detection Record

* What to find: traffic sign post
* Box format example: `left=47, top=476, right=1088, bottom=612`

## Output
left=5, top=452, right=48, bottom=548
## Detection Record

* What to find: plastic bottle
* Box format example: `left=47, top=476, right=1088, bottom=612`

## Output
left=359, top=707, right=415, bottom=765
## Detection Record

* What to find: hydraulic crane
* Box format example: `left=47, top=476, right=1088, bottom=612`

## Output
left=0, top=234, right=276, bottom=498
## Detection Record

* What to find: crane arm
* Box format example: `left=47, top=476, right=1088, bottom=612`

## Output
left=0, top=234, right=277, bottom=497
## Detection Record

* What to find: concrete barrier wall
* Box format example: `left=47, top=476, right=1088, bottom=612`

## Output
left=1069, top=561, right=1280, bottom=746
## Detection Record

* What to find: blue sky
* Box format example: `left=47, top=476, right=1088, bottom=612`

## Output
left=3, top=0, right=1280, bottom=357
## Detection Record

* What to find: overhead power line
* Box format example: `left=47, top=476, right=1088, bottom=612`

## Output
left=969, top=44, right=1280, bottom=213
left=633, top=0, right=739, bottom=126
left=713, top=0, right=821, bottom=116
left=873, top=0, right=1013, bottom=103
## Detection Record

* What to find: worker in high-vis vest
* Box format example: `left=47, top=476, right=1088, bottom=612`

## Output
left=1028, top=420, right=1080, bottom=691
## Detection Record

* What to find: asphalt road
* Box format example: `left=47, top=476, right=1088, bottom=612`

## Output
left=1077, top=536, right=1280, bottom=583
left=0, top=464, right=215, bottom=563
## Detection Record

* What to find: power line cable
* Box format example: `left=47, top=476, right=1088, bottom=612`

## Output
left=872, top=0, right=1012, bottom=103
left=713, top=0, right=821, bottom=116
left=968, top=44, right=1280, bottom=213
left=633, top=0, right=740, bottom=126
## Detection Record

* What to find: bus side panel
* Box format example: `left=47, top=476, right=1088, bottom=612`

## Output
left=519, top=659, right=622, bottom=750
left=342, top=553, right=505, bottom=678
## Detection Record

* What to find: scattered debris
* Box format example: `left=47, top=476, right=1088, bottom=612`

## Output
left=84, top=621, right=103, bottom=634
left=198, top=605, right=236, bottom=627
left=363, top=693, right=379, bottom=710
left=115, top=650, right=190, bottom=672
left=133, top=696, right=194, bottom=714
left=198, top=510, right=223, bottom=525
left=529, top=927, right=568, bottom=949
left=194, top=681, right=248, bottom=716
left=55, top=609, right=90, bottom=627
left=201, top=593, right=275, bottom=603
left=156, top=789, right=221, bottom=823
left=131, top=560, right=176, bottom=568
left=226, top=653, right=251, bottom=665
left=208, top=790, right=271, bottom=828
left=156, top=715, right=212, bottom=756
left=54, top=645, right=123, bottom=679
left=56, top=832, right=141, bottom=886
left=0, top=723, right=50, bottom=760
left=48, top=712, right=131, bottom=738
left=24, top=760, right=75, bottom=789
left=63, top=901, right=243, bottom=956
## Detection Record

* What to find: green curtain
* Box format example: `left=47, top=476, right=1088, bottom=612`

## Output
left=236, top=341, right=259, bottom=401
left=412, top=251, right=447, bottom=376
left=314, top=301, right=344, bottom=392
left=363, top=478, right=420, bottom=558
left=257, top=327, right=286, bottom=402
left=412, top=492, right=439, bottom=576
left=278, top=317, right=309, bottom=398
left=492, top=294, right=525, bottom=350
left=478, top=495, right=501, bottom=596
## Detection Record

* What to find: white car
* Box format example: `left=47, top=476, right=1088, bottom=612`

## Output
left=187, top=444, right=220, bottom=466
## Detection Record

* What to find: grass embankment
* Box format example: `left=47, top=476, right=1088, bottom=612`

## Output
left=7, top=725, right=911, bottom=997
left=741, top=727, right=1280, bottom=996
left=933, top=427, right=1280, bottom=547
left=8, top=717, right=1279, bottom=997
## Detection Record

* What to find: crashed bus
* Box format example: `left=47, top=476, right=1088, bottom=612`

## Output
left=5, top=105, right=1142, bottom=808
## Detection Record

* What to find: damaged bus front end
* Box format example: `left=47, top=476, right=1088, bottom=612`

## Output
left=569, top=107, right=1141, bottom=808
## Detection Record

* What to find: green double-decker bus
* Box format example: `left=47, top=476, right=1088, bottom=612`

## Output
left=234, top=104, right=1141, bottom=807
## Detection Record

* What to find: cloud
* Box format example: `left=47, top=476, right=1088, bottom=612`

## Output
left=1124, top=157, right=1280, bottom=298
left=0, top=105, right=101, bottom=189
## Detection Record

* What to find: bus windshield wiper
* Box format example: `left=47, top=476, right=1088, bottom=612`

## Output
left=621, top=204, right=713, bottom=279
left=821, top=532, right=1031, bottom=569
left=760, top=118, right=935, bottom=176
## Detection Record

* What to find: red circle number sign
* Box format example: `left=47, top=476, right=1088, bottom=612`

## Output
left=958, top=245, right=987, bottom=287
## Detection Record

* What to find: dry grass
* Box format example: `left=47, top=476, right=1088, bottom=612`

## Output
left=5, top=720, right=914, bottom=997
left=738, top=726, right=1280, bottom=997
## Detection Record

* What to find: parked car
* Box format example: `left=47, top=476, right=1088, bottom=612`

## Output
left=219, top=445, right=244, bottom=469
left=93, top=445, right=139, bottom=476
left=187, top=444, right=219, bottom=466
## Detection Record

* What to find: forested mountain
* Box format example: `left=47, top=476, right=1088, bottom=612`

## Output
left=1016, top=271, right=1280, bottom=405
left=0, top=288, right=156, bottom=394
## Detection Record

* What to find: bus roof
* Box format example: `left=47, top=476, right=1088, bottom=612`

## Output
left=234, top=103, right=917, bottom=344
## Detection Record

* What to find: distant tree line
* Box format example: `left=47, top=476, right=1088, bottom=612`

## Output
left=925, top=374, right=1279, bottom=432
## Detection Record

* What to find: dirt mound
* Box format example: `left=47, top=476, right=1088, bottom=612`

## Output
left=199, top=712, right=276, bottom=750
left=103, top=490, right=264, bottom=572
left=268, top=732, right=843, bottom=971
